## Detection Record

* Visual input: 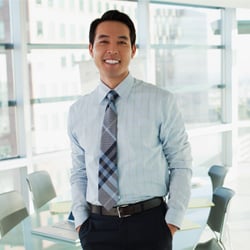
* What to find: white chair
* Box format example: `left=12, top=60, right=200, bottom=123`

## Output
left=0, top=190, right=29, bottom=238
left=26, top=170, right=57, bottom=210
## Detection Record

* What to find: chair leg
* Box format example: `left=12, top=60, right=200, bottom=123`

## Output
left=221, top=223, right=233, bottom=250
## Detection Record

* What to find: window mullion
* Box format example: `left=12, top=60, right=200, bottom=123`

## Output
left=10, top=0, right=32, bottom=162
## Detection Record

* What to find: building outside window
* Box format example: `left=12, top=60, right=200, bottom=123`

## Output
left=237, top=8, right=250, bottom=163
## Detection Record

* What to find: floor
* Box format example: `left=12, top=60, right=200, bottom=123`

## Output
left=225, top=162, right=250, bottom=250
left=198, top=162, right=250, bottom=250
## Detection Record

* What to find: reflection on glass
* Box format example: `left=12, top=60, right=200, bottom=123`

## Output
left=176, top=88, right=222, bottom=126
left=29, top=49, right=91, bottom=154
left=148, top=4, right=223, bottom=127
left=27, top=0, right=137, bottom=155
left=27, top=0, right=137, bottom=44
left=33, top=151, right=72, bottom=198
left=0, top=52, right=17, bottom=160
left=150, top=4, right=222, bottom=46
left=238, top=128, right=250, bottom=163
left=237, top=9, right=250, bottom=120
left=149, top=48, right=222, bottom=126
left=190, top=133, right=223, bottom=175
left=0, top=1, right=16, bottom=160
left=0, top=0, right=11, bottom=43
left=29, top=49, right=88, bottom=98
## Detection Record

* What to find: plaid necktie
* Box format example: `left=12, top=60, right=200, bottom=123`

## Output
left=98, top=90, right=119, bottom=210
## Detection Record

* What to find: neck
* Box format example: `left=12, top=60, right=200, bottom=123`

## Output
left=101, top=72, right=129, bottom=89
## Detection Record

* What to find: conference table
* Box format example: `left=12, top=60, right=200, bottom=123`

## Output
left=0, top=178, right=212, bottom=250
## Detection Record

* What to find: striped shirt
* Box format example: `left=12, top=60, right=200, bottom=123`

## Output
left=68, top=73, right=192, bottom=229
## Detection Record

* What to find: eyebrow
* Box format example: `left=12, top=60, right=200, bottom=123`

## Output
left=97, top=34, right=129, bottom=40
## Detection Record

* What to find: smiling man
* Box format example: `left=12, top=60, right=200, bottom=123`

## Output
left=68, top=10, right=192, bottom=250
left=89, top=20, right=136, bottom=88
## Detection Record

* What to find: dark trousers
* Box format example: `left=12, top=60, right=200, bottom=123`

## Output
left=79, top=202, right=172, bottom=250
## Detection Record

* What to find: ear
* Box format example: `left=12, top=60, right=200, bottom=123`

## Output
left=131, top=44, right=136, bottom=58
left=89, top=43, right=93, bottom=57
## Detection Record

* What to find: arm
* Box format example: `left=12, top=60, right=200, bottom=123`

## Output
left=68, top=107, right=90, bottom=230
left=160, top=93, right=192, bottom=230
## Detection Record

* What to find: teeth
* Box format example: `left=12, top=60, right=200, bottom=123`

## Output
left=105, top=59, right=119, bottom=64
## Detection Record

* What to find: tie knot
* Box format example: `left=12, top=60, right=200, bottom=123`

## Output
left=106, top=90, right=119, bottom=103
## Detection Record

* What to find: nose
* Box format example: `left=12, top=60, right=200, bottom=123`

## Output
left=106, top=50, right=118, bottom=55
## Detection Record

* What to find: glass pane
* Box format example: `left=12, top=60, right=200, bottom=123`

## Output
left=29, top=49, right=87, bottom=98
left=237, top=9, right=250, bottom=121
left=28, top=0, right=138, bottom=154
left=238, top=127, right=250, bottom=163
left=0, top=52, right=17, bottom=159
left=27, top=0, right=137, bottom=44
left=0, top=167, right=27, bottom=193
left=0, top=0, right=11, bottom=43
left=33, top=151, right=72, bottom=198
left=150, top=4, right=222, bottom=46
left=148, top=4, right=223, bottom=127
left=29, top=49, right=94, bottom=154
left=32, top=101, right=73, bottom=154
left=149, top=48, right=222, bottom=126
left=190, top=132, right=224, bottom=175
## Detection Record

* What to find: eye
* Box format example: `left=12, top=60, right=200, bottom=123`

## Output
left=99, top=40, right=109, bottom=44
left=118, top=40, right=128, bottom=45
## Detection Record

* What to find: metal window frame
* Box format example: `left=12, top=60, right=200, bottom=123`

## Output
left=0, top=0, right=244, bottom=172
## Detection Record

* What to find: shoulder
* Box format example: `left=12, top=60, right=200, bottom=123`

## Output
left=133, top=78, right=175, bottom=101
left=69, top=89, right=96, bottom=113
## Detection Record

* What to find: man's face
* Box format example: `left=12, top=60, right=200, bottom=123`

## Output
left=89, top=21, right=136, bottom=87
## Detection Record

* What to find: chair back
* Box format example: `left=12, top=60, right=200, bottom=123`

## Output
left=208, top=165, right=228, bottom=191
left=0, top=190, right=29, bottom=237
left=195, top=238, right=223, bottom=250
left=26, top=170, right=56, bottom=209
left=207, top=186, right=235, bottom=234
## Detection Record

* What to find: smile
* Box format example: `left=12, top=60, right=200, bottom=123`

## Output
left=104, top=59, right=120, bottom=64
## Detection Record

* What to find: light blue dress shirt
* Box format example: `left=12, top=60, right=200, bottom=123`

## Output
left=68, top=73, right=192, bottom=229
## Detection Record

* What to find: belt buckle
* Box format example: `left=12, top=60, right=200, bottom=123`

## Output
left=116, top=205, right=130, bottom=218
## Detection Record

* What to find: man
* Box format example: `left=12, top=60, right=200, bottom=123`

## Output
left=68, top=10, right=192, bottom=250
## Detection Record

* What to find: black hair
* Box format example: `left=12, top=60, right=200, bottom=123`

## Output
left=89, top=10, right=136, bottom=47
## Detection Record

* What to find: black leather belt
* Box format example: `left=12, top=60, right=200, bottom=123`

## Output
left=89, top=197, right=163, bottom=218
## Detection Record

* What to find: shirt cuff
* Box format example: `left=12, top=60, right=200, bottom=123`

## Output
left=165, top=207, right=185, bottom=229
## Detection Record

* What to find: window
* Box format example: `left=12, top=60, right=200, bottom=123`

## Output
left=79, top=0, right=84, bottom=11
left=69, top=0, right=75, bottom=10
left=237, top=9, right=250, bottom=169
left=149, top=4, right=223, bottom=127
left=37, top=21, right=43, bottom=37
left=237, top=9, right=250, bottom=121
left=0, top=22, right=4, bottom=40
left=190, top=132, right=225, bottom=175
left=58, top=0, right=65, bottom=9
left=48, top=0, right=54, bottom=7
left=1, top=0, right=247, bottom=179
left=26, top=0, right=137, bottom=156
left=0, top=53, right=17, bottom=159
left=0, top=0, right=11, bottom=42
left=0, top=0, right=17, bottom=160
left=59, top=23, right=65, bottom=39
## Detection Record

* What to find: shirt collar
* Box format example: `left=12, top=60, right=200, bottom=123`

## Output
left=97, top=73, right=134, bottom=104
